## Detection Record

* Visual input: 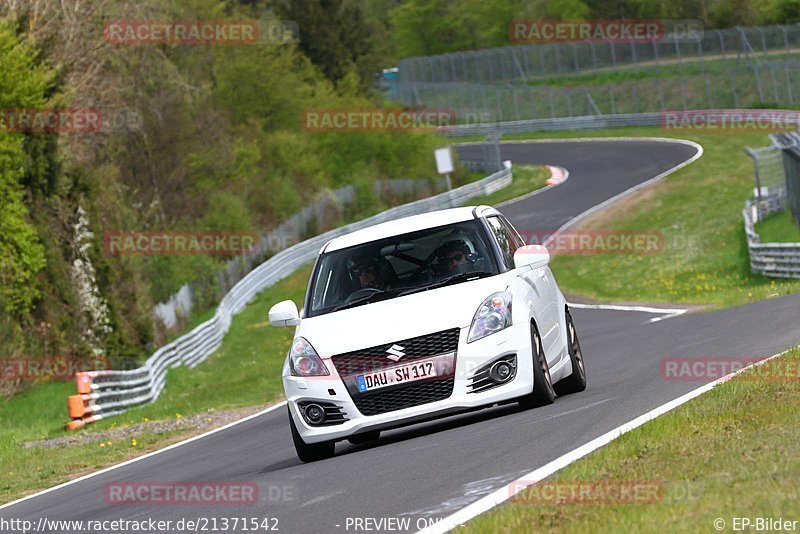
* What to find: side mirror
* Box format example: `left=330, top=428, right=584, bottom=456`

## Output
left=269, top=300, right=301, bottom=327
left=514, top=245, right=550, bottom=270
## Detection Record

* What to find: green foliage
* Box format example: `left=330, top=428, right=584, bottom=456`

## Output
left=0, top=1, right=468, bottom=366
left=0, top=20, right=52, bottom=315
left=276, top=0, right=386, bottom=88
left=388, top=0, right=798, bottom=58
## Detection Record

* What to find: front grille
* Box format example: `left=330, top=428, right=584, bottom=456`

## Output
left=353, top=377, right=455, bottom=416
left=331, top=328, right=460, bottom=416
left=330, top=328, right=460, bottom=377
left=297, top=401, right=349, bottom=426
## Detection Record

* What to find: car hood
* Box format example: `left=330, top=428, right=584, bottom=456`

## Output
left=296, top=275, right=512, bottom=357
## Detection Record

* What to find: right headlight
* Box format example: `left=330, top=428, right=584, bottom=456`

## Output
left=467, top=291, right=512, bottom=343
left=288, top=337, right=330, bottom=376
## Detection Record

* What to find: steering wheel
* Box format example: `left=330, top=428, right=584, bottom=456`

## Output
left=344, top=287, right=384, bottom=303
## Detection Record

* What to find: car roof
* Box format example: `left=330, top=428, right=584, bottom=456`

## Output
left=322, top=205, right=500, bottom=253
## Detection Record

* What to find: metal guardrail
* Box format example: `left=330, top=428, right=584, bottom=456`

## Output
left=743, top=136, right=800, bottom=279
left=66, top=161, right=513, bottom=429
left=743, top=194, right=800, bottom=278
left=440, top=112, right=665, bottom=137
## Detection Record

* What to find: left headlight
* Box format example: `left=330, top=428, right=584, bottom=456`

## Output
left=288, top=337, right=330, bottom=376
left=468, top=291, right=512, bottom=343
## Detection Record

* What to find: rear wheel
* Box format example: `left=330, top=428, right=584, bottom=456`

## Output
left=518, top=322, right=556, bottom=409
left=288, top=407, right=335, bottom=462
left=347, top=430, right=381, bottom=445
left=555, top=309, right=587, bottom=396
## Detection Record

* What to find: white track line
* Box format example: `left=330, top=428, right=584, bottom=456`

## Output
left=418, top=348, right=793, bottom=534
left=566, top=302, right=688, bottom=323
left=0, top=401, right=287, bottom=511
left=539, top=137, right=704, bottom=245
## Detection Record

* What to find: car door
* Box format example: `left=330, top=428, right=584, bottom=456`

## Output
left=487, top=215, right=561, bottom=360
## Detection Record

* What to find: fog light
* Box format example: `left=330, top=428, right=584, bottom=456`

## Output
left=304, top=403, right=326, bottom=424
left=489, top=361, right=514, bottom=383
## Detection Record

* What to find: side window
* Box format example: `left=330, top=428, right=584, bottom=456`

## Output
left=486, top=216, right=515, bottom=269
left=499, top=216, right=526, bottom=250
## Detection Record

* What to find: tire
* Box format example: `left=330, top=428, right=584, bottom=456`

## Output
left=288, top=407, right=335, bottom=462
left=347, top=430, right=381, bottom=445
left=554, top=309, right=587, bottom=396
left=518, top=321, right=556, bottom=409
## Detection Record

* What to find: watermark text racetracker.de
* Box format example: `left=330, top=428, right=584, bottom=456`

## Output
left=661, top=110, right=800, bottom=132
left=508, top=19, right=703, bottom=43
left=0, top=516, right=279, bottom=533
left=301, top=108, right=455, bottom=132
left=507, top=479, right=702, bottom=505
left=103, top=481, right=277, bottom=505
left=1, top=355, right=110, bottom=381
left=661, top=357, right=800, bottom=381
left=104, top=232, right=258, bottom=256
left=104, top=18, right=298, bottom=45
left=0, top=108, right=142, bottom=133
left=516, top=229, right=703, bottom=255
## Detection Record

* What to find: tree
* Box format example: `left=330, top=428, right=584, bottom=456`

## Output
left=275, top=0, right=378, bottom=86
left=0, top=19, right=51, bottom=314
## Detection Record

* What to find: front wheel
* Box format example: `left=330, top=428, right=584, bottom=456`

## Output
left=288, top=407, right=335, bottom=462
left=554, top=309, right=587, bottom=395
left=518, top=322, right=556, bottom=409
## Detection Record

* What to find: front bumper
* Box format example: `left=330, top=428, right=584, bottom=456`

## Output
left=283, top=322, right=534, bottom=444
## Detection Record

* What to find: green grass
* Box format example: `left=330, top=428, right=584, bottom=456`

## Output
left=468, top=164, right=549, bottom=206
left=462, top=347, right=800, bottom=533
left=486, top=126, right=800, bottom=308
left=756, top=208, right=800, bottom=243
left=0, top=265, right=311, bottom=503
left=514, top=52, right=800, bottom=88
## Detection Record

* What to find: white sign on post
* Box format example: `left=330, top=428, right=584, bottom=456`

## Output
left=435, top=147, right=454, bottom=174
left=435, top=147, right=454, bottom=190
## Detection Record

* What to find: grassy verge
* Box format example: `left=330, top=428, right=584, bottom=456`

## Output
left=0, top=265, right=311, bottom=503
left=469, top=164, right=549, bottom=206
left=512, top=52, right=800, bottom=88
left=463, top=347, right=800, bottom=533
left=485, top=126, right=800, bottom=308
left=756, top=208, right=800, bottom=243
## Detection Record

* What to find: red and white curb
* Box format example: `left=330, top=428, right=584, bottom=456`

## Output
left=545, top=165, right=568, bottom=186
left=496, top=165, right=569, bottom=207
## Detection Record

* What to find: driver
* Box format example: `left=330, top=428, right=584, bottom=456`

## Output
left=348, top=255, right=391, bottom=290
left=436, top=239, right=472, bottom=274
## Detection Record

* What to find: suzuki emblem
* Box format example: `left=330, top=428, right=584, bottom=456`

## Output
left=386, top=344, right=405, bottom=361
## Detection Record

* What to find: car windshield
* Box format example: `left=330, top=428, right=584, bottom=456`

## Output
left=307, top=219, right=499, bottom=316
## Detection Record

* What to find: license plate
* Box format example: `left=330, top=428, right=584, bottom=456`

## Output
left=356, top=360, right=437, bottom=393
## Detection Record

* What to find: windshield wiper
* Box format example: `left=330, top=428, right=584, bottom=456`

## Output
left=398, top=271, right=494, bottom=296
left=333, top=289, right=401, bottom=312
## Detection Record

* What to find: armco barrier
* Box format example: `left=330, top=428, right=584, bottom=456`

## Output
left=66, top=161, right=513, bottom=429
left=743, top=194, right=800, bottom=278
left=440, top=112, right=665, bottom=137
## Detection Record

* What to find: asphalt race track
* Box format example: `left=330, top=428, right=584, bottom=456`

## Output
left=3, top=140, right=799, bottom=533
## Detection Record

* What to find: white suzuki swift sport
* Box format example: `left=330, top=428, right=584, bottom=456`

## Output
left=269, top=205, right=586, bottom=462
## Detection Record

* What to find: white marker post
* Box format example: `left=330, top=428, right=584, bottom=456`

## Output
left=435, top=146, right=454, bottom=191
